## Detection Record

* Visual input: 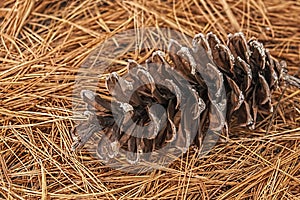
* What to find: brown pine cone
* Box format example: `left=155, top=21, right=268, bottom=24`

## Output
left=72, top=32, right=300, bottom=164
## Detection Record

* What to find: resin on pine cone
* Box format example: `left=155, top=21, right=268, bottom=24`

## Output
left=72, top=32, right=299, bottom=164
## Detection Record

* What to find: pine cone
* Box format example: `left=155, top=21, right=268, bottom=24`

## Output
left=72, top=32, right=300, bottom=164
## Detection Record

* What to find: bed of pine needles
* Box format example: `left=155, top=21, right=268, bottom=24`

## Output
left=0, top=0, right=299, bottom=199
